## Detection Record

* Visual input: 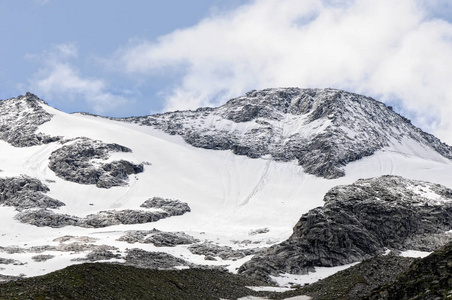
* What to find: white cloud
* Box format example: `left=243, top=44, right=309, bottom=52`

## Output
left=116, top=0, right=452, bottom=144
left=28, top=43, right=129, bottom=114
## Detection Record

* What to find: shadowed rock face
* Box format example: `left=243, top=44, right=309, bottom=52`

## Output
left=365, top=241, right=452, bottom=300
left=48, top=138, right=144, bottom=188
left=239, top=176, right=452, bottom=282
left=119, top=88, right=452, bottom=178
left=295, top=255, right=417, bottom=300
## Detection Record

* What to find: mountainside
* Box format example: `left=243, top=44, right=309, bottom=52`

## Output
left=0, top=263, right=267, bottom=300
left=121, top=88, right=452, bottom=178
left=365, top=241, right=452, bottom=299
left=239, top=175, right=452, bottom=282
left=0, top=89, right=451, bottom=292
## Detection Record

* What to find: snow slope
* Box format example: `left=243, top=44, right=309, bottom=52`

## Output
left=0, top=92, right=451, bottom=284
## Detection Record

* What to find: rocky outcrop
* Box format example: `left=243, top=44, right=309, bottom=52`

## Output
left=0, top=236, right=117, bottom=257
left=117, top=229, right=199, bottom=247
left=119, top=88, right=452, bottom=178
left=69, top=247, right=123, bottom=262
left=16, top=199, right=191, bottom=228
left=0, top=258, right=23, bottom=265
left=0, top=176, right=64, bottom=211
left=31, top=255, right=55, bottom=262
left=365, top=242, right=452, bottom=299
left=188, top=242, right=262, bottom=261
left=124, top=249, right=190, bottom=269
left=140, top=197, right=191, bottom=216
left=239, top=176, right=452, bottom=282
left=17, top=209, right=172, bottom=228
left=48, top=138, right=144, bottom=188
left=292, top=255, right=416, bottom=300
left=0, top=92, right=60, bottom=147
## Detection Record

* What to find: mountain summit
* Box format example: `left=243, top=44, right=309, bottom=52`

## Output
left=122, top=88, right=452, bottom=178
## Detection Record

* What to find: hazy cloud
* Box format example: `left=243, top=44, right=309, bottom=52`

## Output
left=115, top=0, right=452, bottom=144
left=28, top=43, right=129, bottom=114
left=32, top=0, right=51, bottom=6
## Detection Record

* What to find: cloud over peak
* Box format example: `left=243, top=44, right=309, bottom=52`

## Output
left=115, top=0, right=452, bottom=143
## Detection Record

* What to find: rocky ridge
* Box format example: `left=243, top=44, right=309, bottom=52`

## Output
left=0, top=92, right=60, bottom=147
left=16, top=198, right=191, bottom=228
left=120, top=88, right=452, bottom=178
left=0, top=94, right=143, bottom=189
left=239, top=175, right=452, bottom=282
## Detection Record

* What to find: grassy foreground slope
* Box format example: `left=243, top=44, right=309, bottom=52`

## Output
left=0, top=263, right=266, bottom=300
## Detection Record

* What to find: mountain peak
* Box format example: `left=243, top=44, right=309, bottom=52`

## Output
left=122, top=88, right=452, bottom=178
left=0, top=93, right=58, bottom=147
left=13, top=92, right=49, bottom=106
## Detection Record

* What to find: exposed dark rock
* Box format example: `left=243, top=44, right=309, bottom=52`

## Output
left=82, top=209, right=170, bottom=227
left=72, top=248, right=122, bottom=262
left=117, top=229, right=199, bottom=247
left=279, top=255, right=416, bottom=300
left=0, top=92, right=60, bottom=147
left=48, top=138, right=143, bottom=188
left=239, top=176, right=452, bottom=282
left=118, top=88, right=452, bottom=179
left=0, top=240, right=117, bottom=257
left=0, top=247, right=26, bottom=254
left=0, top=258, right=20, bottom=265
left=31, top=254, right=55, bottom=262
left=16, top=209, right=79, bottom=228
left=140, top=197, right=191, bottom=216
left=16, top=198, right=191, bottom=228
left=124, top=248, right=190, bottom=269
left=16, top=209, right=169, bottom=228
left=188, top=242, right=262, bottom=260
left=0, top=175, right=64, bottom=211
left=365, top=242, right=452, bottom=300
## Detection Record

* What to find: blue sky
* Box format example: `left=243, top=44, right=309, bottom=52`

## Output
left=1, top=0, right=452, bottom=144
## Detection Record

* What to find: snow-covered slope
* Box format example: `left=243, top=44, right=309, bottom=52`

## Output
left=0, top=91, right=451, bottom=284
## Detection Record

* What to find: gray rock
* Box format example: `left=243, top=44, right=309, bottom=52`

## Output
left=118, top=88, right=452, bottom=179
left=124, top=248, right=189, bottom=269
left=140, top=197, right=191, bottom=216
left=117, top=229, right=199, bottom=247
left=31, top=254, right=55, bottom=262
left=188, top=242, right=261, bottom=260
left=16, top=198, right=191, bottom=228
left=0, top=175, right=64, bottom=211
left=78, top=248, right=121, bottom=262
left=239, top=175, right=452, bottom=282
left=48, top=138, right=143, bottom=188
left=0, top=92, right=60, bottom=147
left=15, top=209, right=165, bottom=228
left=16, top=209, right=79, bottom=228
left=0, top=258, right=23, bottom=265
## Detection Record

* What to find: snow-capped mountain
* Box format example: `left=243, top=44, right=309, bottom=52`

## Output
left=120, top=88, right=452, bottom=178
left=0, top=89, right=451, bottom=286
